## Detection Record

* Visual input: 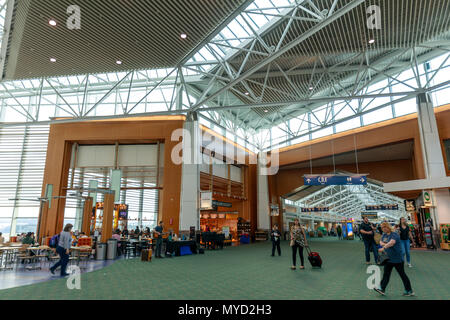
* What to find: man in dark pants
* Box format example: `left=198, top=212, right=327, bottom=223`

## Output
left=360, top=217, right=379, bottom=264
left=154, top=221, right=164, bottom=258
left=270, top=224, right=281, bottom=256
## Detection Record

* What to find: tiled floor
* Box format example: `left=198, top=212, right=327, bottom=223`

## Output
left=0, top=258, right=117, bottom=290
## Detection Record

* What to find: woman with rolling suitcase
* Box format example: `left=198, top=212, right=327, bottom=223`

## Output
left=290, top=218, right=308, bottom=270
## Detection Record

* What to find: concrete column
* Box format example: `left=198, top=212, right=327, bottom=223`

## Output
left=257, top=154, right=270, bottom=231
left=416, top=93, right=450, bottom=226
left=179, top=116, right=200, bottom=232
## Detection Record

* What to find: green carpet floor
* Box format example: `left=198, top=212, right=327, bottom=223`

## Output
left=0, top=238, right=449, bottom=300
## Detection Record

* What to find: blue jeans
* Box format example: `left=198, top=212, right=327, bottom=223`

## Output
left=363, top=238, right=379, bottom=262
left=400, top=239, right=411, bottom=263
left=51, top=246, right=69, bottom=276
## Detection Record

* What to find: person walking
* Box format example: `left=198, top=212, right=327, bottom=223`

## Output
left=290, top=218, right=308, bottom=270
left=359, top=217, right=379, bottom=264
left=374, top=222, right=414, bottom=296
left=49, top=223, right=73, bottom=277
left=337, top=225, right=342, bottom=240
left=398, top=217, right=414, bottom=267
left=270, top=224, right=281, bottom=257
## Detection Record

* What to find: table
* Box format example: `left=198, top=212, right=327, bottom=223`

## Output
left=0, top=247, right=19, bottom=271
left=168, top=241, right=197, bottom=256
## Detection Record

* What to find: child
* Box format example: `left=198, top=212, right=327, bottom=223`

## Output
left=271, top=224, right=281, bottom=256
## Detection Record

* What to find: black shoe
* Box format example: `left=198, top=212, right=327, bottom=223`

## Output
left=374, top=288, right=385, bottom=296
left=49, top=268, right=55, bottom=275
left=61, top=273, right=70, bottom=277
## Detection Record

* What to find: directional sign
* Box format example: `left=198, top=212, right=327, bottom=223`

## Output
left=365, top=204, right=398, bottom=211
left=361, top=212, right=378, bottom=219
left=301, top=207, right=330, bottom=212
left=304, top=175, right=367, bottom=186
left=212, top=200, right=232, bottom=208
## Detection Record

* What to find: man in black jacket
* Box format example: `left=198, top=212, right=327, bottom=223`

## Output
left=360, top=217, right=379, bottom=264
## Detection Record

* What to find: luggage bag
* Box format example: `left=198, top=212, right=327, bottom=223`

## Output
left=306, top=246, right=322, bottom=268
left=141, top=249, right=152, bottom=262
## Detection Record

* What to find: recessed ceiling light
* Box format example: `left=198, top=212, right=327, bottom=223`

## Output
left=180, top=33, right=188, bottom=39
left=309, top=87, right=313, bottom=90
left=116, top=60, right=122, bottom=65
left=50, top=57, right=56, bottom=62
left=245, top=92, right=249, bottom=96
left=264, top=110, right=269, bottom=113
left=369, top=39, right=375, bottom=44
left=49, top=19, right=57, bottom=26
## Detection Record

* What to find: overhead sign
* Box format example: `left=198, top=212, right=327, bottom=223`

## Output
left=212, top=200, right=232, bottom=208
left=361, top=212, right=378, bottom=219
left=200, top=192, right=213, bottom=210
left=404, top=199, right=416, bottom=212
left=423, top=190, right=432, bottom=207
left=304, top=175, right=367, bottom=186
left=365, top=204, right=398, bottom=211
left=301, top=207, right=330, bottom=212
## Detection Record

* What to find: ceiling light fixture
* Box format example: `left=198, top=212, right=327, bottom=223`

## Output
left=180, top=33, right=188, bottom=39
left=309, top=87, right=313, bottom=90
left=264, top=110, right=269, bottom=113
left=116, top=60, right=123, bottom=65
left=245, top=92, right=249, bottom=96
left=369, top=39, right=375, bottom=44
left=49, top=19, right=57, bottom=26
left=50, top=58, right=56, bottom=62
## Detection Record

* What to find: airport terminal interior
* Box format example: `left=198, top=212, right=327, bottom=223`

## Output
left=0, top=0, right=449, bottom=300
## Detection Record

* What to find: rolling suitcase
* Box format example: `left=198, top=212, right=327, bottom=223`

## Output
left=141, top=249, right=152, bottom=262
left=306, top=246, right=322, bottom=268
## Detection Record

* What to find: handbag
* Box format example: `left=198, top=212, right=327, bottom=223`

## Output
left=377, top=250, right=390, bottom=266
left=374, top=233, right=381, bottom=244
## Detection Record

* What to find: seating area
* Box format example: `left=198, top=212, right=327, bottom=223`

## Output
left=0, top=240, right=94, bottom=273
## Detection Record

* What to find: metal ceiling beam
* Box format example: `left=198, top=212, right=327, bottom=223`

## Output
left=190, top=0, right=366, bottom=111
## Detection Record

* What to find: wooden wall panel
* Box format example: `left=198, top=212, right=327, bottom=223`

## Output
left=39, top=117, right=184, bottom=241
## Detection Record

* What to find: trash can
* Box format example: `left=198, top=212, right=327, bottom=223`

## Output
left=96, top=242, right=107, bottom=260
left=107, top=239, right=118, bottom=260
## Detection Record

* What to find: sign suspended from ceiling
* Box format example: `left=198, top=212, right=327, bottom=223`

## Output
left=361, top=212, right=378, bottom=219
left=304, top=175, right=367, bottom=186
left=200, top=192, right=213, bottom=210
left=365, top=204, right=398, bottom=211
left=301, top=207, right=330, bottom=212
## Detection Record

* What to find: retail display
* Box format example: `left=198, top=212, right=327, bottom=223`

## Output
left=439, top=224, right=449, bottom=250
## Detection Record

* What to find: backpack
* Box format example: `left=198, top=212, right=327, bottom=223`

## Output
left=49, top=234, right=60, bottom=248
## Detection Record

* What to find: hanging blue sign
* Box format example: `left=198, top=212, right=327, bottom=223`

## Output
left=304, top=175, right=367, bottom=186
left=301, top=207, right=329, bottom=212
left=365, top=204, right=398, bottom=211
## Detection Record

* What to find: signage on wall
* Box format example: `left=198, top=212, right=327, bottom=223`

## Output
left=404, top=199, right=416, bottom=211
left=365, top=204, right=398, bottom=211
left=200, top=192, right=213, bottom=210
left=212, top=200, right=232, bottom=208
left=361, top=212, right=378, bottom=219
left=423, top=190, right=433, bottom=207
left=301, top=207, right=330, bottom=212
left=304, top=175, right=367, bottom=186
left=270, top=204, right=279, bottom=216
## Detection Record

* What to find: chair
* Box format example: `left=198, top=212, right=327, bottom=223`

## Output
left=15, top=245, right=33, bottom=270
left=123, top=242, right=136, bottom=259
